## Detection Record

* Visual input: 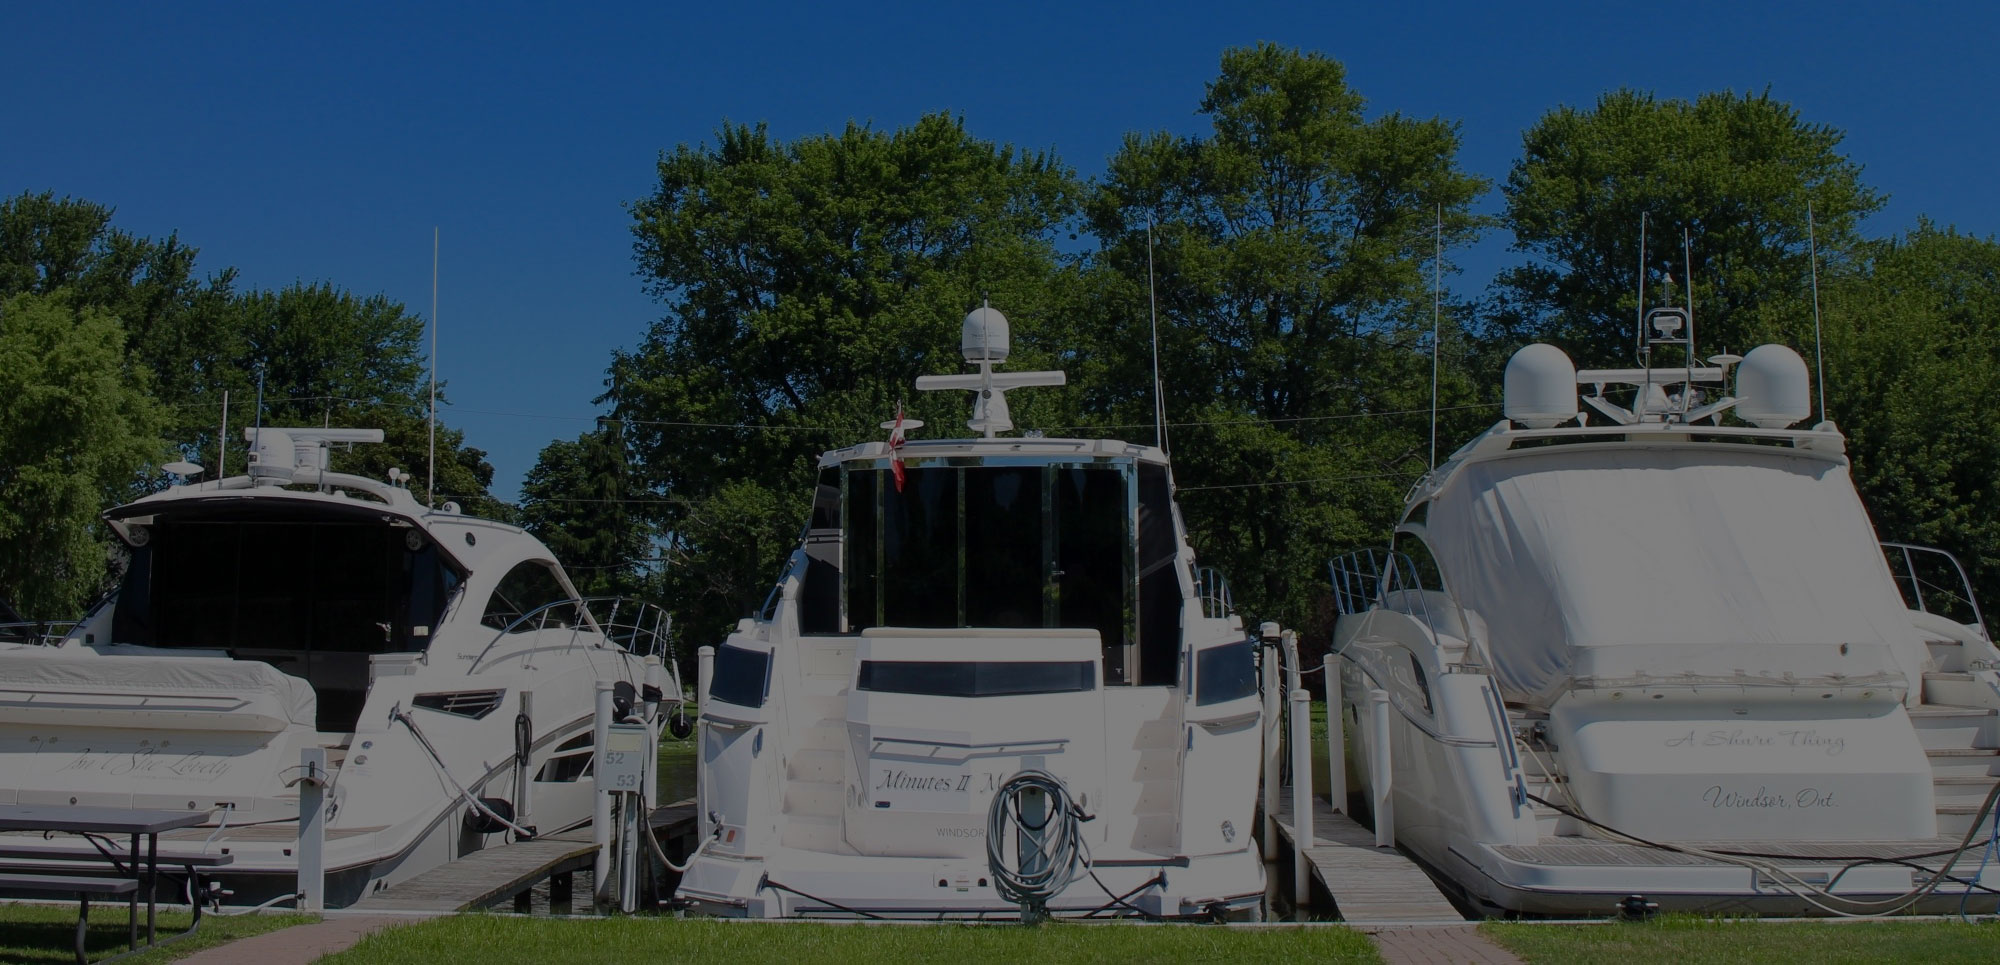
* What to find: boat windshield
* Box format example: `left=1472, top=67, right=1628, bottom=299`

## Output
left=798, top=460, right=1182, bottom=686
left=110, top=511, right=462, bottom=730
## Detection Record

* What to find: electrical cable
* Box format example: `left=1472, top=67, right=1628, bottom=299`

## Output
left=392, top=708, right=538, bottom=840
left=985, top=770, right=1091, bottom=918
left=1524, top=781, right=2000, bottom=917
left=757, top=876, right=886, bottom=919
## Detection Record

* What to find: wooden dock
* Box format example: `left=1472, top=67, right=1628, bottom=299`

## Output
left=347, top=801, right=699, bottom=913
left=1270, top=795, right=1465, bottom=922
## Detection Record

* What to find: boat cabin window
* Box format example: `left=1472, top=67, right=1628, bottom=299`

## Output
left=109, top=514, right=464, bottom=732
left=481, top=560, right=576, bottom=631
left=808, top=460, right=1182, bottom=686
left=1391, top=531, right=1447, bottom=596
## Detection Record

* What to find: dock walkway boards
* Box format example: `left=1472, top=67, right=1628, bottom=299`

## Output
left=346, top=829, right=596, bottom=913
left=348, top=802, right=699, bottom=913
left=1272, top=796, right=1464, bottom=922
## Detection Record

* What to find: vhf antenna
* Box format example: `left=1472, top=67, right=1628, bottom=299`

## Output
left=1807, top=202, right=1827, bottom=423
left=1635, top=212, right=1649, bottom=367
left=1146, top=215, right=1166, bottom=454
left=428, top=226, right=439, bottom=509
left=1428, top=203, right=1441, bottom=470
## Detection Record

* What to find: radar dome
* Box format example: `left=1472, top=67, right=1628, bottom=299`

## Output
left=961, top=305, right=1010, bottom=363
left=1734, top=344, right=1811, bottom=428
left=1504, top=343, right=1578, bottom=429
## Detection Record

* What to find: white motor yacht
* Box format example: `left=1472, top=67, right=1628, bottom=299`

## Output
left=0, top=427, right=675, bottom=907
left=1331, top=314, right=2000, bottom=916
left=674, top=307, right=1267, bottom=919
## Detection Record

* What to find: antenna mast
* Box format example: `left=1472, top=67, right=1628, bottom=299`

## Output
left=1635, top=213, right=1648, bottom=366
left=217, top=390, right=229, bottom=483
left=1807, top=202, right=1827, bottom=423
left=428, top=227, right=438, bottom=509
left=1146, top=217, right=1166, bottom=453
left=1429, top=203, right=1442, bottom=469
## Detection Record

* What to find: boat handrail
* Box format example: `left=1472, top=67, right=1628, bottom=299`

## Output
left=1194, top=567, right=1234, bottom=620
left=0, top=621, right=76, bottom=646
left=468, top=597, right=675, bottom=673
left=1880, top=541, right=1988, bottom=638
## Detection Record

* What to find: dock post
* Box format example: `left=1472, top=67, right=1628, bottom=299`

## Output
left=296, top=747, right=327, bottom=912
left=1288, top=687, right=1314, bottom=902
left=696, top=645, right=714, bottom=840
left=1259, top=624, right=1281, bottom=862
left=1369, top=689, right=1393, bottom=848
left=593, top=680, right=615, bottom=909
left=1325, top=654, right=1345, bottom=812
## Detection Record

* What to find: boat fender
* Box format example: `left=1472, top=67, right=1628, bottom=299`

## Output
left=667, top=709, right=694, bottom=740
left=613, top=680, right=637, bottom=721
left=466, top=797, right=525, bottom=836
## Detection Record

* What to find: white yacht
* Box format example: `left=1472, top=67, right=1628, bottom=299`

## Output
left=1331, top=312, right=2000, bottom=916
left=674, top=307, right=1267, bottom=919
left=0, top=427, right=673, bottom=907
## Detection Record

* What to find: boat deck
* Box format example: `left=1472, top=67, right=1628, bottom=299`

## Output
left=1270, top=796, right=1465, bottom=922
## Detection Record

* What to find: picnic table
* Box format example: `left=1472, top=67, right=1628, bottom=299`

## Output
left=0, top=804, right=229, bottom=963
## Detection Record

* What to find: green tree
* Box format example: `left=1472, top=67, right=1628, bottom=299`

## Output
left=1820, top=222, right=2000, bottom=609
left=1497, top=89, right=1882, bottom=364
left=0, top=193, right=499, bottom=515
left=614, top=113, right=1079, bottom=645
left=519, top=427, right=653, bottom=596
left=0, top=292, right=163, bottom=617
left=1084, top=43, right=1488, bottom=640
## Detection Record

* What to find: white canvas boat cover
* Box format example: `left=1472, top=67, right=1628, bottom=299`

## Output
left=1428, top=444, right=1927, bottom=707
left=0, top=648, right=317, bottom=732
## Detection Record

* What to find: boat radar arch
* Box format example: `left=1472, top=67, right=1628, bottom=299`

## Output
left=246, top=426, right=387, bottom=485
left=1503, top=343, right=1579, bottom=429
left=914, top=304, right=1065, bottom=437
left=1733, top=344, right=1812, bottom=429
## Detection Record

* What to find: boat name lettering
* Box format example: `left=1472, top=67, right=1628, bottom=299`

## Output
left=1663, top=728, right=1845, bottom=756
left=53, top=746, right=233, bottom=781
left=935, top=827, right=984, bottom=838
left=875, top=769, right=969, bottom=793
left=1701, top=785, right=1837, bottom=810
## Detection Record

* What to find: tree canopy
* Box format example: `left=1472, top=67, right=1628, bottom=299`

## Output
left=1497, top=89, right=1882, bottom=364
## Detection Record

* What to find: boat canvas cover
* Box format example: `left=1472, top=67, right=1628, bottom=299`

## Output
left=1429, top=445, right=1927, bottom=707
left=0, top=648, right=317, bottom=732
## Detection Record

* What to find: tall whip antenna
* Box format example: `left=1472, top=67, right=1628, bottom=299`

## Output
left=1635, top=212, right=1648, bottom=366
left=428, top=226, right=439, bottom=508
left=1683, top=228, right=1696, bottom=366
left=1807, top=202, right=1827, bottom=423
left=1429, top=203, right=1442, bottom=469
left=1146, top=216, right=1166, bottom=454
left=217, top=390, right=229, bottom=483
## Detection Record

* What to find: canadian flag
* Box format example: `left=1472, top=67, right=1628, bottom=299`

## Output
left=887, top=404, right=909, bottom=492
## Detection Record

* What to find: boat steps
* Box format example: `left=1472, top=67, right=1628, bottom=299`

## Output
left=1907, top=704, right=1999, bottom=750
left=1932, top=774, right=2000, bottom=805
left=787, top=747, right=845, bottom=783
left=778, top=813, right=854, bottom=854
left=1926, top=747, right=2000, bottom=778
left=1922, top=671, right=1998, bottom=706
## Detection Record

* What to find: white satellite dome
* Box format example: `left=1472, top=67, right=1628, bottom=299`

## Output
left=1504, top=343, right=1579, bottom=429
left=961, top=304, right=1011, bottom=363
left=1734, top=344, right=1811, bottom=429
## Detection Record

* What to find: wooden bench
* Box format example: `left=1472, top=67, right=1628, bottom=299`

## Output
left=0, top=873, right=140, bottom=965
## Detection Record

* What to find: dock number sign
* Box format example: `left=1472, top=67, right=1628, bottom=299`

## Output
left=599, top=722, right=650, bottom=792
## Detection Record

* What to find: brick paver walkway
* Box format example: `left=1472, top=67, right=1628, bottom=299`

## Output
left=176, top=915, right=416, bottom=965
left=1365, top=923, right=1524, bottom=965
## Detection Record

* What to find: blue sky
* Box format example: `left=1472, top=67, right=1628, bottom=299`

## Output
left=5, top=2, right=1995, bottom=499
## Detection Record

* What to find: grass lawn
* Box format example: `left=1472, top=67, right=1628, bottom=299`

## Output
left=0, top=903, right=310, bottom=964
left=1483, top=917, right=2000, bottom=964
left=657, top=734, right=697, bottom=804
left=318, top=917, right=1381, bottom=965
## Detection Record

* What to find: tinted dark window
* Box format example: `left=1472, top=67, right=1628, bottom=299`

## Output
left=1391, top=532, right=1446, bottom=595
left=1055, top=466, right=1130, bottom=683
left=482, top=561, right=574, bottom=631
left=709, top=644, right=772, bottom=708
left=857, top=660, right=1094, bottom=697
left=881, top=468, right=960, bottom=627
left=799, top=469, right=843, bottom=634
left=1136, top=463, right=1180, bottom=685
left=845, top=469, right=880, bottom=630
left=964, top=467, right=1046, bottom=628
left=1195, top=640, right=1257, bottom=706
